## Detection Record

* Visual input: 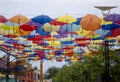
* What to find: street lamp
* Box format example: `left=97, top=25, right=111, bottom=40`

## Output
left=94, top=6, right=118, bottom=82
left=94, top=6, right=117, bottom=16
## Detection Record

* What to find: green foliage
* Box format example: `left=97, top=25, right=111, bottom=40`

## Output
left=44, top=66, right=60, bottom=79
left=45, top=47, right=120, bottom=82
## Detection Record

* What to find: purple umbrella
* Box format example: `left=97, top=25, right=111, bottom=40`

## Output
left=104, top=14, right=120, bottom=22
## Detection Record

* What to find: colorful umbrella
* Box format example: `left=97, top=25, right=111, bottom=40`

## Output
left=111, top=28, right=120, bottom=37
left=95, top=28, right=110, bottom=36
left=57, top=14, right=77, bottom=24
left=31, top=15, right=53, bottom=24
left=80, top=14, right=102, bottom=31
left=100, top=17, right=112, bottom=25
left=0, top=15, right=8, bottom=23
left=19, top=24, right=37, bottom=31
left=42, top=23, right=60, bottom=32
left=0, top=25, right=19, bottom=35
left=36, top=25, right=50, bottom=36
left=50, top=19, right=67, bottom=26
left=102, top=23, right=120, bottom=30
left=9, top=15, right=30, bottom=24
left=104, top=14, right=120, bottom=22
left=58, top=24, right=81, bottom=34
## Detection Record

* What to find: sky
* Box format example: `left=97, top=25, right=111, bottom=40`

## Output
left=0, top=0, right=120, bottom=73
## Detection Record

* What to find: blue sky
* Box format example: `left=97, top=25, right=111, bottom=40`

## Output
left=0, top=0, right=120, bottom=72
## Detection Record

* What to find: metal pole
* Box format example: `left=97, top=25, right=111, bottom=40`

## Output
left=104, top=40, right=110, bottom=82
left=15, top=59, right=18, bottom=82
left=40, top=61, right=43, bottom=82
left=6, top=54, right=10, bottom=82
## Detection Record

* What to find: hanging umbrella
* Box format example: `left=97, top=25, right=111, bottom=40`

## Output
left=58, top=24, right=81, bottom=34
left=72, top=18, right=82, bottom=25
left=9, top=15, right=30, bottom=24
left=31, top=15, right=53, bottom=24
left=36, top=25, right=50, bottom=36
left=57, top=14, right=77, bottom=24
left=19, top=24, right=37, bottom=31
left=5, top=21, right=19, bottom=26
left=104, top=14, right=120, bottom=22
left=42, top=23, right=60, bottom=32
left=80, top=14, right=102, bottom=31
left=50, top=19, right=67, bottom=26
left=100, top=17, right=112, bottom=25
left=102, top=23, right=120, bottom=30
left=0, top=25, right=19, bottom=35
left=95, top=28, right=110, bottom=36
left=0, top=15, right=8, bottom=23
left=111, top=28, right=120, bottom=37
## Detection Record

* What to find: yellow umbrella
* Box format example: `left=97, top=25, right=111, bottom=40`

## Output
left=42, top=23, right=60, bottom=32
left=0, top=40, right=3, bottom=44
left=47, top=41, right=61, bottom=46
left=0, top=25, right=19, bottom=35
left=0, top=23, right=4, bottom=26
left=57, top=14, right=77, bottom=24
left=100, top=17, right=112, bottom=25
left=76, top=28, right=92, bottom=36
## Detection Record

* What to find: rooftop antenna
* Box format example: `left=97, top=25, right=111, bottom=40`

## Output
left=94, top=6, right=118, bottom=82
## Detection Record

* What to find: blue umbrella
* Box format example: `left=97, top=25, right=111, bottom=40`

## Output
left=5, top=21, right=19, bottom=26
left=95, top=28, right=110, bottom=36
left=72, top=18, right=82, bottom=25
left=36, top=25, right=50, bottom=36
left=102, top=23, right=120, bottom=30
left=104, top=14, right=120, bottom=22
left=31, top=15, right=53, bottom=24
left=58, top=24, right=81, bottom=34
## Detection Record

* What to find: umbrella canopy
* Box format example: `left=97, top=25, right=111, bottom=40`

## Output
left=0, top=25, right=19, bottom=35
left=72, top=18, right=82, bottom=25
left=104, top=14, right=120, bottom=22
left=111, top=28, right=120, bottom=37
left=100, top=17, right=112, bottom=25
left=5, top=21, right=19, bottom=26
left=20, top=24, right=37, bottom=31
left=95, top=28, right=110, bottom=36
left=36, top=25, right=50, bottom=36
left=42, top=23, right=60, bottom=32
left=0, top=15, right=8, bottom=23
left=31, top=15, right=53, bottom=24
left=58, top=24, right=81, bottom=34
left=102, top=23, right=120, bottom=30
left=80, top=14, right=102, bottom=31
left=9, top=15, right=30, bottom=24
left=50, top=19, right=67, bottom=26
left=57, top=14, right=77, bottom=24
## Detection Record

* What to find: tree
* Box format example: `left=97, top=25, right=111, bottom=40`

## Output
left=44, top=66, right=60, bottom=79
left=52, top=47, right=120, bottom=82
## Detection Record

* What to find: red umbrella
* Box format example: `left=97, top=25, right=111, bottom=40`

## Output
left=50, top=19, right=67, bottom=26
left=20, top=24, right=37, bottom=31
left=0, top=15, right=8, bottom=23
left=111, top=28, right=120, bottom=37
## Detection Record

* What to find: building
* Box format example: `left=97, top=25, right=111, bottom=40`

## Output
left=17, top=61, right=40, bottom=82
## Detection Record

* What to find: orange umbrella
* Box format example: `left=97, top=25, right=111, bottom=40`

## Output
left=80, top=14, right=102, bottom=31
left=9, top=15, right=30, bottom=24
